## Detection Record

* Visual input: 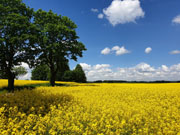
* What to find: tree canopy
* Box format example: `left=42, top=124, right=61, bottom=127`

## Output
left=0, top=0, right=86, bottom=91
left=34, top=9, right=86, bottom=86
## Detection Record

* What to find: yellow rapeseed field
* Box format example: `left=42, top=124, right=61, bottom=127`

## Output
left=1, top=80, right=180, bottom=134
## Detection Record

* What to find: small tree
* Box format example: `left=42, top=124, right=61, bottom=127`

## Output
left=74, top=64, right=87, bottom=83
left=0, top=0, right=38, bottom=92
left=34, top=9, right=86, bottom=86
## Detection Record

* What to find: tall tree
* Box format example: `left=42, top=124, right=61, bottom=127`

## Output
left=34, top=9, right=86, bottom=86
left=0, top=0, right=38, bottom=92
left=74, top=64, right=87, bottom=83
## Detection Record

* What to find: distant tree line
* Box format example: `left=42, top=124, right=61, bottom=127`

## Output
left=0, top=0, right=86, bottom=92
left=90, top=80, right=180, bottom=83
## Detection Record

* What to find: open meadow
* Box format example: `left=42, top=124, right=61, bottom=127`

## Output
left=1, top=80, right=180, bottom=134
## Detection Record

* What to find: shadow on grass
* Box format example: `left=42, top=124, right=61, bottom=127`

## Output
left=0, top=82, right=97, bottom=116
left=0, top=86, right=74, bottom=116
left=0, top=82, right=98, bottom=93
left=0, top=83, right=70, bottom=92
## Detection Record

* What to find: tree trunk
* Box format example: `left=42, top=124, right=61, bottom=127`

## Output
left=50, top=69, right=56, bottom=87
left=8, top=71, right=15, bottom=92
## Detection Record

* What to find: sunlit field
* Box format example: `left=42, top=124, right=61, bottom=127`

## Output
left=1, top=80, right=180, bottom=134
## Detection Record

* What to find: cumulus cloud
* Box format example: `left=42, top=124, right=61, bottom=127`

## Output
left=91, top=8, right=99, bottom=13
left=101, top=47, right=111, bottom=55
left=161, top=65, right=168, bottom=72
left=112, top=46, right=130, bottom=55
left=172, top=15, right=180, bottom=24
left=101, top=46, right=130, bottom=56
left=145, top=47, right=152, bottom=54
left=98, top=13, right=104, bottom=19
left=169, top=50, right=180, bottom=54
left=80, top=62, right=180, bottom=81
left=79, top=63, right=91, bottom=70
left=103, top=0, right=145, bottom=26
left=94, top=64, right=110, bottom=70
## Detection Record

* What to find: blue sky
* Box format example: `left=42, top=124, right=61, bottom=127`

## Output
left=22, top=0, right=180, bottom=81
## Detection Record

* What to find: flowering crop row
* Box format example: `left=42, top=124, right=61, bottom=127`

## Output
left=0, top=80, right=180, bottom=134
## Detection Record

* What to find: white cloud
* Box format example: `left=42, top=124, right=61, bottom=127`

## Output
left=170, top=50, right=180, bottom=55
left=101, top=46, right=130, bottom=56
left=172, top=15, right=180, bottom=24
left=103, top=0, right=145, bottom=26
left=91, top=8, right=99, bottom=13
left=161, top=65, right=168, bottom=72
left=80, top=63, right=91, bottom=70
left=112, top=46, right=120, bottom=51
left=94, top=64, right=110, bottom=70
left=80, top=62, right=180, bottom=81
left=135, top=63, right=155, bottom=72
left=145, top=47, right=152, bottom=54
left=101, top=47, right=111, bottom=55
left=19, top=72, right=31, bottom=80
left=98, top=13, right=104, bottom=19
left=112, top=46, right=130, bottom=55
left=18, top=62, right=31, bottom=80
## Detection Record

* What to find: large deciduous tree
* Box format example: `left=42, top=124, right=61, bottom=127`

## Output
left=0, top=0, right=38, bottom=92
left=34, top=9, right=86, bottom=86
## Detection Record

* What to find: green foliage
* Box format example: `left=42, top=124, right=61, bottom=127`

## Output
left=63, top=64, right=87, bottom=83
left=34, top=9, right=86, bottom=86
left=0, top=71, right=7, bottom=79
left=0, top=0, right=38, bottom=91
left=31, top=65, right=49, bottom=81
left=74, top=64, right=87, bottom=83
left=0, top=0, right=86, bottom=91
left=56, top=60, right=70, bottom=81
left=31, top=62, right=70, bottom=81
left=63, top=70, right=76, bottom=82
